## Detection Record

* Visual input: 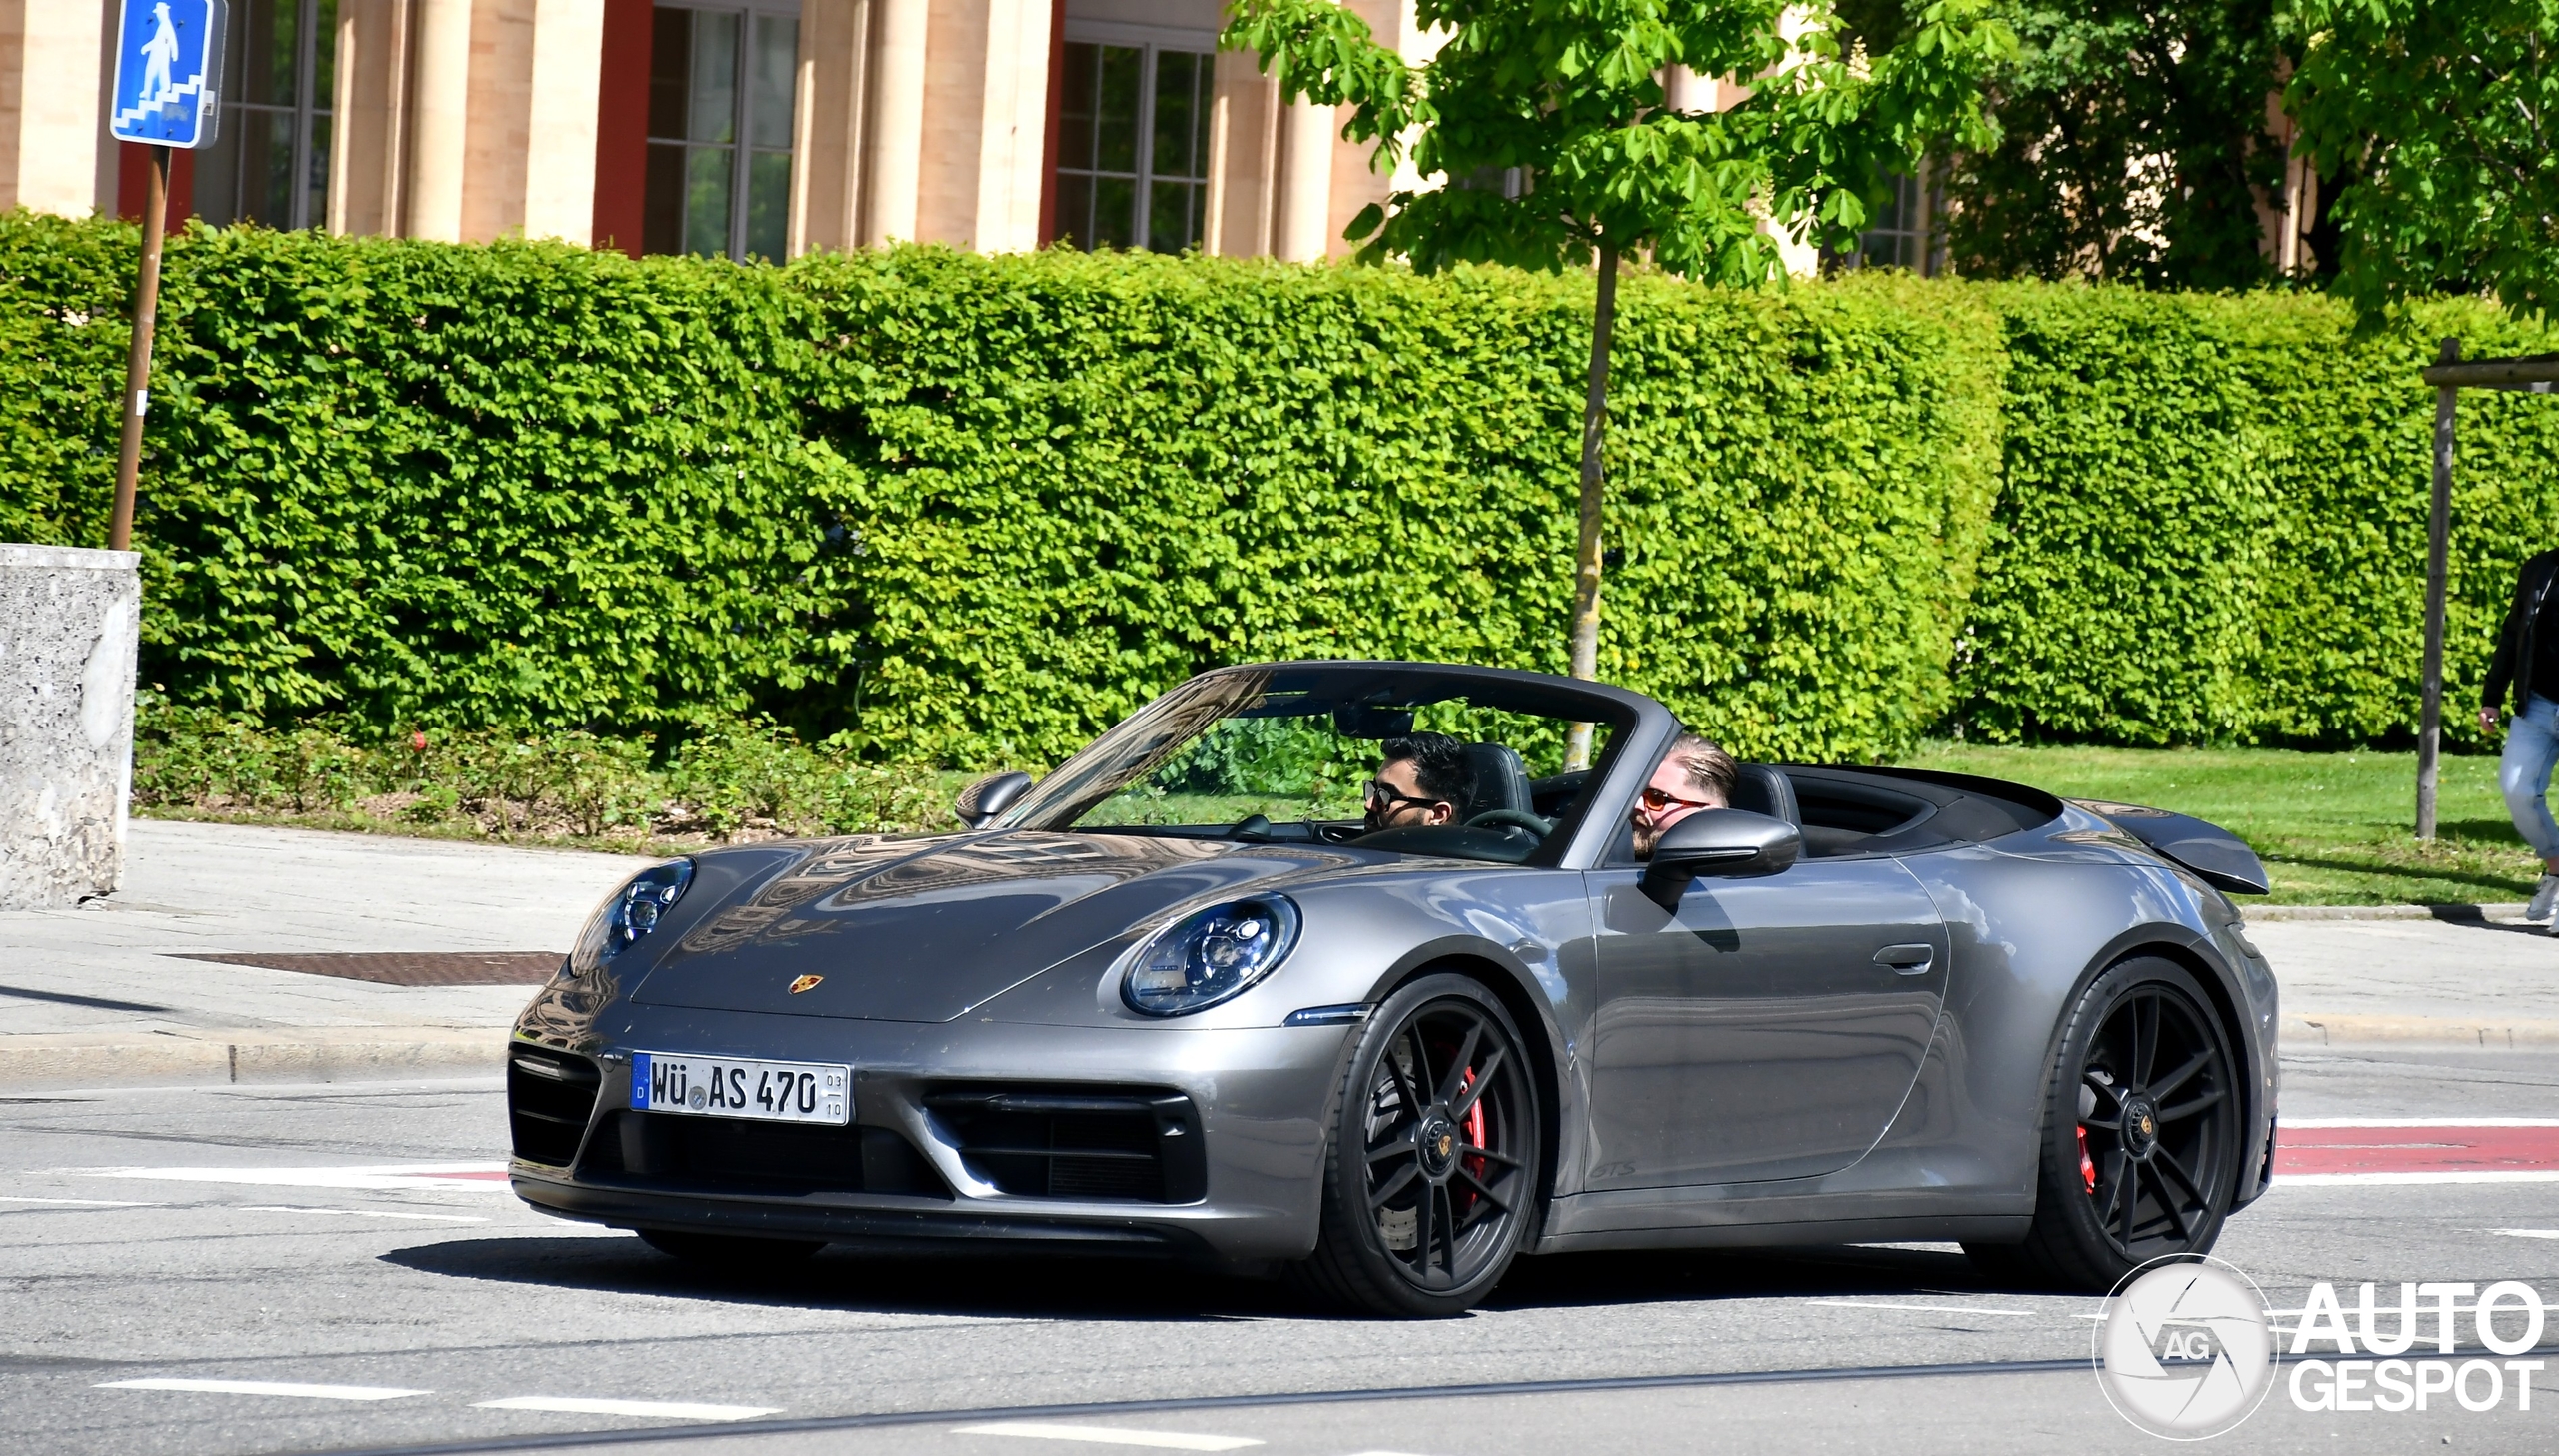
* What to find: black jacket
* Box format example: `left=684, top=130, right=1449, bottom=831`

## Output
left=2483, top=548, right=2559, bottom=713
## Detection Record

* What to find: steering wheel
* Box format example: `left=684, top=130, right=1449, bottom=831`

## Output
left=1226, top=813, right=1273, bottom=842
left=1464, top=809, right=1552, bottom=839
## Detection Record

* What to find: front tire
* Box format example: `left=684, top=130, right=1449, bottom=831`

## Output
left=1967, top=956, right=2244, bottom=1290
left=1292, top=974, right=1542, bottom=1317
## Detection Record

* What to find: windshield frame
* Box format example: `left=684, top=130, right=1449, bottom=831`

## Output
left=994, top=661, right=1663, bottom=870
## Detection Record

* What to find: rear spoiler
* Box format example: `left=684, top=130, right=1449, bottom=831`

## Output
left=2068, top=799, right=2271, bottom=896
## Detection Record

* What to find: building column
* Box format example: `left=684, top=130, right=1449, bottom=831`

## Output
left=520, top=0, right=604, bottom=242
left=0, top=0, right=108, bottom=217
left=1275, top=96, right=1333, bottom=262
left=864, top=0, right=928, bottom=244
left=968, top=0, right=1050, bottom=253
left=331, top=0, right=412, bottom=237
left=1204, top=51, right=1276, bottom=257
left=407, top=0, right=474, bottom=240
left=792, top=0, right=870, bottom=256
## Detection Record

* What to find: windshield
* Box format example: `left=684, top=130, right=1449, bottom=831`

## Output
left=1000, top=666, right=1629, bottom=865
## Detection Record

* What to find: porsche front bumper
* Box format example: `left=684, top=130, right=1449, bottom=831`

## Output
left=506, top=1006, right=1355, bottom=1265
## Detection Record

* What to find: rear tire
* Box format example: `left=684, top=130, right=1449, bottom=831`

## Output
left=1964, top=956, right=2244, bottom=1290
left=1290, top=973, right=1542, bottom=1317
left=637, top=1228, right=826, bottom=1267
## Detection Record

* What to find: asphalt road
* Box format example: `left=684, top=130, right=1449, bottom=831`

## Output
left=2, top=1045, right=2554, bottom=1456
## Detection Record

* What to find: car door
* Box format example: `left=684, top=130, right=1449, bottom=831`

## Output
left=1583, top=856, right=1949, bottom=1188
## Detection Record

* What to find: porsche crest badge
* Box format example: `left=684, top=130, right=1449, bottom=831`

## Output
left=788, top=974, right=824, bottom=994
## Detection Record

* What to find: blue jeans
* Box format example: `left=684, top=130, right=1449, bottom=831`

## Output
left=2501, top=694, right=2559, bottom=861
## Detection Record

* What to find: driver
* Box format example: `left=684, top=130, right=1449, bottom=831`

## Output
left=1363, top=732, right=1471, bottom=831
left=1631, top=731, right=1736, bottom=859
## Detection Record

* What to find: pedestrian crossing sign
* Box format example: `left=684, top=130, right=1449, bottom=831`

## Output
left=110, top=0, right=227, bottom=149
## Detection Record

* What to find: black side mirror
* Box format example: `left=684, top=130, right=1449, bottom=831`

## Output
left=1639, top=807, right=1802, bottom=907
left=954, top=770, right=1033, bottom=828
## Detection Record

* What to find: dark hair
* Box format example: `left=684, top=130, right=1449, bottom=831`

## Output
left=1380, top=731, right=1471, bottom=807
left=1665, top=731, right=1737, bottom=803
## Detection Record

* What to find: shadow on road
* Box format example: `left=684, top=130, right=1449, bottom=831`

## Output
left=382, top=1234, right=2015, bottom=1321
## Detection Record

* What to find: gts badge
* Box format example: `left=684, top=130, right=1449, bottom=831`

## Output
left=788, top=975, right=824, bottom=995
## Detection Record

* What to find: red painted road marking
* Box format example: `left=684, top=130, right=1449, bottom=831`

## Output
left=2276, top=1124, right=2559, bottom=1177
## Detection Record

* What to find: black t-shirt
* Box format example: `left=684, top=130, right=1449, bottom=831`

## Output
left=2532, top=590, right=2559, bottom=709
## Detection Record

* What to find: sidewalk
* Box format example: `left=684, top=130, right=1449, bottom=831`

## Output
left=1, top=821, right=2553, bottom=1090
left=0, top=820, right=643, bottom=1088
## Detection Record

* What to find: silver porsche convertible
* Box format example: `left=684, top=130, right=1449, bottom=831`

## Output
left=506, top=662, right=2279, bottom=1316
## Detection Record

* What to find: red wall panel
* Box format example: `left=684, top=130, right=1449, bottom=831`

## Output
left=1037, top=0, right=1066, bottom=247
left=593, top=0, right=656, bottom=256
left=117, top=143, right=196, bottom=228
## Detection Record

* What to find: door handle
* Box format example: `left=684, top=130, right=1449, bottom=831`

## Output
left=1874, top=943, right=1934, bottom=975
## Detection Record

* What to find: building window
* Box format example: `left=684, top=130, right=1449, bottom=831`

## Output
left=1837, top=169, right=1941, bottom=275
left=1052, top=41, right=1212, bottom=252
left=195, top=0, right=336, bottom=231
left=644, top=3, right=799, bottom=261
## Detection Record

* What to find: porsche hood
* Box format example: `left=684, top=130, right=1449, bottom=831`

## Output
left=625, top=831, right=1328, bottom=1023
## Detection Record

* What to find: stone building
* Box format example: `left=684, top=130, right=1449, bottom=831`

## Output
left=0, top=0, right=1504, bottom=266
left=0, top=2, right=2307, bottom=273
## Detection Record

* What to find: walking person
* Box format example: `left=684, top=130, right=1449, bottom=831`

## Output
left=2480, top=547, right=2559, bottom=928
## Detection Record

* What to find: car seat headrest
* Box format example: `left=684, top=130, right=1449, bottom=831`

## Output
left=1726, top=763, right=1801, bottom=826
left=1461, top=742, right=1532, bottom=818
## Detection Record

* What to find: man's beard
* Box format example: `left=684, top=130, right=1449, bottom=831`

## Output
left=1630, top=818, right=1661, bottom=859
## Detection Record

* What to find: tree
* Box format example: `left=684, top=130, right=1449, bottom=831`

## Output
left=1836, top=1, right=2287, bottom=288
left=2284, top=1, right=2559, bottom=318
left=1221, top=0, right=2010, bottom=761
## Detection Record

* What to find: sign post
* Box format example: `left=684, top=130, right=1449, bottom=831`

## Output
left=105, top=0, right=226, bottom=553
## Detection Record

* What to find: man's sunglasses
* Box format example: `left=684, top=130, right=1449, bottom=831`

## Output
left=1637, top=785, right=1715, bottom=814
left=1363, top=779, right=1446, bottom=811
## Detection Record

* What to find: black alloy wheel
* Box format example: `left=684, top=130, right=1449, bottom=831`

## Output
left=1294, top=973, right=1543, bottom=1317
left=1967, top=957, right=2244, bottom=1290
left=638, top=1228, right=826, bottom=1267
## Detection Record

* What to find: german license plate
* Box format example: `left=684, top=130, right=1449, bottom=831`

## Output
left=628, top=1052, right=849, bottom=1125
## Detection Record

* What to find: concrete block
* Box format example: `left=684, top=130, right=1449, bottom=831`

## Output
left=0, top=543, right=141, bottom=908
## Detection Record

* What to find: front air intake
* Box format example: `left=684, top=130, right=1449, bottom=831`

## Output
left=507, top=1045, right=602, bottom=1165
left=923, top=1086, right=1206, bottom=1203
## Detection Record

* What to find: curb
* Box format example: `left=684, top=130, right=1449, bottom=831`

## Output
left=2246, top=903, right=2536, bottom=923
left=6, top=1010, right=2549, bottom=1092
left=2280, top=1014, right=2559, bottom=1050
left=0, top=1027, right=506, bottom=1092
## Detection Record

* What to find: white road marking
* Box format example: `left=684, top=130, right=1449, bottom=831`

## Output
left=2280, top=1118, right=2559, bottom=1128
left=238, top=1205, right=488, bottom=1223
left=1806, top=1299, right=2038, bottom=1318
left=97, top=1378, right=429, bottom=1401
left=81, top=1163, right=510, bottom=1192
left=2275, top=1171, right=2559, bottom=1186
left=0, top=1195, right=162, bottom=1207
left=2496, top=1228, right=2559, bottom=1239
left=952, top=1422, right=1264, bottom=1450
left=473, top=1396, right=778, bottom=1420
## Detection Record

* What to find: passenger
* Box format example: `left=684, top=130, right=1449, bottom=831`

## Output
left=1363, top=732, right=1470, bottom=832
left=1631, top=730, right=1737, bottom=859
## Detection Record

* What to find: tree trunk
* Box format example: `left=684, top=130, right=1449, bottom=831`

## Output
left=1562, top=243, right=1620, bottom=771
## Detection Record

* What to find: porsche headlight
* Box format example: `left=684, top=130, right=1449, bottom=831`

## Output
left=1121, top=896, right=1301, bottom=1017
left=602, top=860, right=693, bottom=957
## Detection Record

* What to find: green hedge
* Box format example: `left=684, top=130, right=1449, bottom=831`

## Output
left=4, top=211, right=2548, bottom=762
left=1959, top=288, right=2559, bottom=749
left=1, top=215, right=2000, bottom=765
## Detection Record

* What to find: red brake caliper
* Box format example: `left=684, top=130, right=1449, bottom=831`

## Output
left=1459, top=1068, right=1488, bottom=1187
left=2077, top=1125, right=2098, bottom=1193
